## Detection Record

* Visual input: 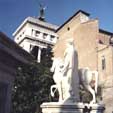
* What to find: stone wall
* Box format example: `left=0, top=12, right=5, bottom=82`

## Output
left=55, top=13, right=99, bottom=70
left=73, top=19, right=98, bottom=70
left=98, top=44, right=113, bottom=113
left=98, top=45, right=113, bottom=85
left=54, top=11, right=113, bottom=113
left=103, top=87, right=113, bottom=113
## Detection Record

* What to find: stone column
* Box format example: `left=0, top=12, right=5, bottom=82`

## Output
left=39, top=32, right=43, bottom=39
left=23, top=41, right=30, bottom=52
left=29, top=45, right=34, bottom=52
left=32, top=29, right=35, bottom=37
left=37, top=47, right=42, bottom=63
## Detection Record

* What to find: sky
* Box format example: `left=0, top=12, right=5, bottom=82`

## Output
left=0, top=0, right=113, bottom=38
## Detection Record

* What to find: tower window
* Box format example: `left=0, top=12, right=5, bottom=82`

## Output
left=35, top=31, right=40, bottom=37
left=102, top=56, right=106, bottom=70
left=67, top=27, right=70, bottom=31
left=16, top=37, right=19, bottom=40
left=50, top=35, right=55, bottom=41
left=43, top=33, right=47, bottom=39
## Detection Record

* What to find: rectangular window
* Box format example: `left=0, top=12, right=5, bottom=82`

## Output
left=102, top=56, right=106, bottom=70
left=16, top=37, right=19, bottom=40
left=43, top=33, right=47, bottom=39
left=35, top=31, right=40, bottom=37
left=50, top=35, right=55, bottom=41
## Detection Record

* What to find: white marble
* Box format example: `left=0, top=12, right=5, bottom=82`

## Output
left=79, top=68, right=98, bottom=104
left=41, top=102, right=105, bottom=113
left=51, top=39, right=79, bottom=102
left=50, top=57, right=64, bottom=101
left=37, top=47, right=42, bottom=63
left=13, top=16, right=59, bottom=62
left=61, top=39, right=79, bottom=102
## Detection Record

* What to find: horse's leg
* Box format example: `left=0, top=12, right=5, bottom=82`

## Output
left=94, top=71, right=98, bottom=94
left=85, top=84, right=96, bottom=104
left=50, top=85, right=54, bottom=97
left=57, top=82, right=63, bottom=101
left=50, top=59, right=55, bottom=72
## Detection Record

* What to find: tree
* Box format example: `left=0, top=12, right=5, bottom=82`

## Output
left=11, top=46, right=54, bottom=113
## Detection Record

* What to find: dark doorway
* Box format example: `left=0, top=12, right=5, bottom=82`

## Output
left=30, top=46, right=39, bottom=60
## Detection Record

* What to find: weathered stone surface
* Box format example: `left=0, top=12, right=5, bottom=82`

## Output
left=53, top=10, right=113, bottom=113
left=102, top=87, right=113, bottom=113
left=41, top=102, right=105, bottom=113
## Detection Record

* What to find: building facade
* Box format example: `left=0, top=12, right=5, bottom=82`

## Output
left=13, top=10, right=113, bottom=113
left=54, top=10, right=113, bottom=113
left=13, top=15, right=58, bottom=62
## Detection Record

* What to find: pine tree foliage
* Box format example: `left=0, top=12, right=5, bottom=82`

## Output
left=11, top=46, right=54, bottom=113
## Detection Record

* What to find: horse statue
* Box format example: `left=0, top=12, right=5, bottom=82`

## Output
left=50, top=39, right=80, bottom=102
left=50, top=57, right=64, bottom=101
left=79, top=67, right=98, bottom=104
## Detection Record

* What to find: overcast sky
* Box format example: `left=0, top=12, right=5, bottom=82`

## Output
left=0, top=0, right=113, bottom=38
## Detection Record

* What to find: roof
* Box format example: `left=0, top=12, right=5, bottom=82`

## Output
left=56, top=10, right=90, bottom=32
left=0, top=32, right=34, bottom=64
left=13, top=17, right=59, bottom=36
left=99, top=29, right=113, bottom=36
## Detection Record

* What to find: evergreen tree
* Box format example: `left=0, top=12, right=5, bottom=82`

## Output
left=11, top=46, right=54, bottom=113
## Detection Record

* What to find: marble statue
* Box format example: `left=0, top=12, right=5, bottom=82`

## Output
left=50, top=57, right=64, bottom=101
left=39, top=3, right=46, bottom=21
left=61, top=39, right=79, bottom=102
left=41, top=39, right=105, bottom=113
left=79, top=67, right=98, bottom=104
left=50, top=38, right=79, bottom=102
left=50, top=39, right=98, bottom=104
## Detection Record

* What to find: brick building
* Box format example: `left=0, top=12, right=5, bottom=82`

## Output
left=53, top=10, right=113, bottom=113
left=13, top=9, right=113, bottom=112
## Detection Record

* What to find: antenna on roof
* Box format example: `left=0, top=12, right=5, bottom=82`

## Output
left=38, top=2, right=46, bottom=21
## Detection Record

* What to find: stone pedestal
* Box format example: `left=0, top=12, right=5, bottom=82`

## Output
left=41, top=102, right=105, bottom=113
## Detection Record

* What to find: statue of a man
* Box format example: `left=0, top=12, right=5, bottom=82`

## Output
left=38, top=3, right=46, bottom=21
left=61, top=39, right=80, bottom=102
